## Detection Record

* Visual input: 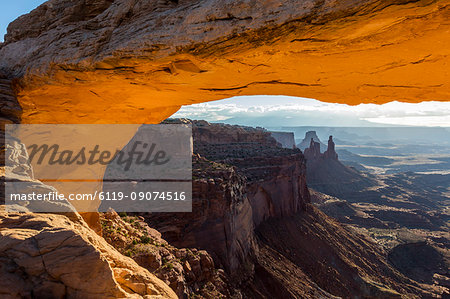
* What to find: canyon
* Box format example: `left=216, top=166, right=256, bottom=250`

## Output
left=2, top=119, right=444, bottom=298
left=146, top=120, right=309, bottom=275
left=303, top=132, right=449, bottom=296
left=142, top=120, right=438, bottom=298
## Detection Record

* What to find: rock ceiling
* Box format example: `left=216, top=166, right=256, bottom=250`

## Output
left=0, top=0, right=448, bottom=124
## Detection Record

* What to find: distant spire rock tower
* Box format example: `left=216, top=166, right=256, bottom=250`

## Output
left=304, top=138, right=322, bottom=160
left=323, top=136, right=338, bottom=160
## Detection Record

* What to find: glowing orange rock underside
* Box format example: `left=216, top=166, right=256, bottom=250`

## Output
left=14, top=1, right=450, bottom=124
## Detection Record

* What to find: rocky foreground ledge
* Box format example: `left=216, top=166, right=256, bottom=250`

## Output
left=0, top=210, right=178, bottom=298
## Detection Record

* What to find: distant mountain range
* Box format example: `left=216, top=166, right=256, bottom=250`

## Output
left=268, top=126, right=450, bottom=146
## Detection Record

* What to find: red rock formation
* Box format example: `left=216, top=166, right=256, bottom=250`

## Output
left=304, top=138, right=322, bottom=160
left=145, top=155, right=256, bottom=278
left=191, top=120, right=278, bottom=146
left=304, top=135, right=338, bottom=161
left=0, top=75, right=21, bottom=126
left=144, top=121, right=428, bottom=297
left=270, top=131, right=296, bottom=149
left=245, top=153, right=309, bottom=227
left=323, top=135, right=338, bottom=160
left=0, top=211, right=178, bottom=299
left=145, top=120, right=310, bottom=278
left=297, top=131, right=326, bottom=151
left=305, top=134, right=376, bottom=198
left=100, top=210, right=233, bottom=298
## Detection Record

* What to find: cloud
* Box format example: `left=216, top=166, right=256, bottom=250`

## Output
left=173, top=96, right=450, bottom=127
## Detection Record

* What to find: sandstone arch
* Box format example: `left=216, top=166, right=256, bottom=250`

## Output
left=0, top=0, right=448, bottom=124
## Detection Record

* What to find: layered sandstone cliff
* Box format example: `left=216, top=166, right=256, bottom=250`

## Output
left=148, top=153, right=257, bottom=278
left=270, top=131, right=296, bottom=149
left=146, top=120, right=309, bottom=276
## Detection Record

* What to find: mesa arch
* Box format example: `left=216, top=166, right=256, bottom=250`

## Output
left=0, top=0, right=449, bottom=125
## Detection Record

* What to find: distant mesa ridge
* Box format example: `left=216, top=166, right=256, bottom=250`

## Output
left=270, top=131, right=296, bottom=149
left=298, top=131, right=326, bottom=151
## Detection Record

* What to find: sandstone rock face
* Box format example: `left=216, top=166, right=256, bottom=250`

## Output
left=323, top=136, right=338, bottom=160
left=0, top=76, right=21, bottom=126
left=0, top=132, right=177, bottom=299
left=192, top=120, right=278, bottom=146
left=297, top=131, right=325, bottom=151
left=1, top=134, right=103, bottom=231
left=0, top=211, right=178, bottom=299
left=304, top=138, right=322, bottom=160
left=147, top=155, right=257, bottom=277
left=193, top=120, right=310, bottom=252
left=100, top=210, right=233, bottom=298
left=145, top=121, right=309, bottom=278
left=252, top=205, right=426, bottom=298
left=238, top=154, right=309, bottom=227
left=1, top=136, right=82, bottom=219
left=304, top=135, right=376, bottom=198
left=0, top=0, right=448, bottom=124
left=270, top=131, right=296, bottom=149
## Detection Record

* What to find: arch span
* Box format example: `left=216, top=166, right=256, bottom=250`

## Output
left=0, top=0, right=448, bottom=124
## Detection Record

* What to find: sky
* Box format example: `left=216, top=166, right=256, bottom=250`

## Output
left=173, top=96, right=450, bottom=127
left=0, top=1, right=46, bottom=42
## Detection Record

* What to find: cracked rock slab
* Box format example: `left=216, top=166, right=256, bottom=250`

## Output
left=0, top=211, right=177, bottom=299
